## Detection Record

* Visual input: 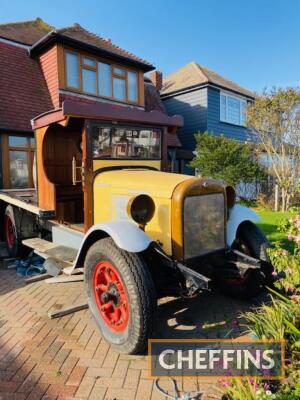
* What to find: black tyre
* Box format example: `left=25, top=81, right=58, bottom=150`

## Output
left=85, top=237, right=157, bottom=354
left=4, top=205, right=23, bottom=257
left=220, top=221, right=270, bottom=300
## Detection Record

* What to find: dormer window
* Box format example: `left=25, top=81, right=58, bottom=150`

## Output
left=65, top=50, right=139, bottom=104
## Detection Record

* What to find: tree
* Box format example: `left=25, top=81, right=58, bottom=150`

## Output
left=247, top=88, right=300, bottom=211
left=190, top=131, right=266, bottom=188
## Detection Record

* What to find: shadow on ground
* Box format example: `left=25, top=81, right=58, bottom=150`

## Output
left=156, top=288, right=254, bottom=340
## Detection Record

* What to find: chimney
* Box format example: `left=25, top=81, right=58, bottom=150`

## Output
left=149, top=70, right=163, bottom=91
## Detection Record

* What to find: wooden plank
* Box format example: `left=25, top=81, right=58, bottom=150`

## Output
left=23, top=238, right=57, bottom=252
left=48, top=302, right=88, bottom=319
left=45, top=274, right=84, bottom=284
left=22, top=238, right=77, bottom=263
left=25, top=273, right=53, bottom=284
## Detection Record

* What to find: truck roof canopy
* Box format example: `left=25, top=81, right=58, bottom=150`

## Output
left=31, top=100, right=183, bottom=132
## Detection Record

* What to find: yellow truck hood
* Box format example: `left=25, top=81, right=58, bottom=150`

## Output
left=94, top=169, right=194, bottom=199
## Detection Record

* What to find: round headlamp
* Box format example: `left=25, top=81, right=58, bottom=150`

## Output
left=127, top=194, right=155, bottom=226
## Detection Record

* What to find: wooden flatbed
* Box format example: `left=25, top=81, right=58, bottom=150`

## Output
left=0, top=188, right=55, bottom=219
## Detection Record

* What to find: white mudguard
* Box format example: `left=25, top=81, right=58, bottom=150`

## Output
left=65, top=220, right=153, bottom=274
left=226, top=204, right=260, bottom=246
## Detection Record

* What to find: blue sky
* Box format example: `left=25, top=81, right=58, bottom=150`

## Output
left=1, top=0, right=299, bottom=93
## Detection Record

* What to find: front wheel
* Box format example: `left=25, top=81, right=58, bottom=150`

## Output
left=220, top=221, right=270, bottom=299
left=85, top=237, right=157, bottom=354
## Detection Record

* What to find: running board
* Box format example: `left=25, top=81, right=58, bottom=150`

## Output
left=22, top=238, right=79, bottom=275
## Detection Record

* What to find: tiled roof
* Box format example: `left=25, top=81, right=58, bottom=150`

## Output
left=0, top=41, right=53, bottom=131
left=161, top=62, right=255, bottom=98
left=0, top=18, right=153, bottom=68
left=56, top=24, right=153, bottom=68
left=0, top=18, right=53, bottom=45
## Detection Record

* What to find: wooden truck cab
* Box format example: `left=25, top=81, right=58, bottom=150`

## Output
left=32, top=99, right=183, bottom=233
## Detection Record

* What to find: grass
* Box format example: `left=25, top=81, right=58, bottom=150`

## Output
left=255, top=208, right=291, bottom=249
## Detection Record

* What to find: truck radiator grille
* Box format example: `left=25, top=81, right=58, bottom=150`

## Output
left=183, top=193, right=225, bottom=259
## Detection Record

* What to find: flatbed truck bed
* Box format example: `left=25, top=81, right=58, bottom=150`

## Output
left=0, top=188, right=55, bottom=219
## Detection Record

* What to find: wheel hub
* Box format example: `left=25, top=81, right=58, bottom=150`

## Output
left=93, top=261, right=129, bottom=332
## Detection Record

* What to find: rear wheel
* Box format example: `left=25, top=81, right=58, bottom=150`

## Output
left=85, top=237, right=157, bottom=354
left=220, top=221, right=270, bottom=299
left=4, top=206, right=22, bottom=257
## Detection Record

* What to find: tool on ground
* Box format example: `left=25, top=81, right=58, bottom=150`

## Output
left=154, top=378, right=203, bottom=400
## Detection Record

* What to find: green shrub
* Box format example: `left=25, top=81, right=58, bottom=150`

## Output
left=190, top=132, right=267, bottom=187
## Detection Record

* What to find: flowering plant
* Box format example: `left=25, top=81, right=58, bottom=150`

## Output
left=221, top=378, right=276, bottom=399
left=267, top=214, right=300, bottom=294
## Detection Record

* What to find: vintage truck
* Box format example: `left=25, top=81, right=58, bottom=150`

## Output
left=0, top=100, right=274, bottom=354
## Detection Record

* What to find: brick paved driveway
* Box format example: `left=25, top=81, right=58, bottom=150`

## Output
left=0, top=268, right=253, bottom=400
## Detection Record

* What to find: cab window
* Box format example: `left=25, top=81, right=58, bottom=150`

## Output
left=92, top=125, right=161, bottom=160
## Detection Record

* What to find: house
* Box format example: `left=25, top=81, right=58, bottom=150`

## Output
left=0, top=18, right=180, bottom=189
left=160, top=62, right=255, bottom=173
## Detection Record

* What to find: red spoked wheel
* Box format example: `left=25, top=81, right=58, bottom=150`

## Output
left=93, top=261, right=129, bottom=333
left=4, top=214, right=15, bottom=250
left=85, top=238, right=157, bottom=354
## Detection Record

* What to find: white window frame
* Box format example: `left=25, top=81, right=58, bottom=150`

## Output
left=220, top=91, right=247, bottom=127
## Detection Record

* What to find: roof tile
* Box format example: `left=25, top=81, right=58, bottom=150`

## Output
left=0, top=41, right=53, bottom=131
left=161, top=62, right=255, bottom=98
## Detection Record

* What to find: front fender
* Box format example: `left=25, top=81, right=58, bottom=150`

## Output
left=65, top=220, right=153, bottom=274
left=87, top=220, right=153, bottom=252
left=227, top=204, right=260, bottom=246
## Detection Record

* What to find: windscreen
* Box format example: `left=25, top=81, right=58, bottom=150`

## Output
left=92, top=125, right=161, bottom=160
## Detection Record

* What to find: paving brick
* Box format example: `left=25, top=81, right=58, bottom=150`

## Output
left=66, top=366, right=87, bottom=386
left=88, top=386, right=107, bottom=400
left=95, top=377, right=124, bottom=388
left=25, top=382, right=49, bottom=400
left=0, top=380, right=21, bottom=393
left=112, top=359, right=129, bottom=379
left=123, top=369, right=140, bottom=389
left=104, top=387, right=136, bottom=400
left=46, top=384, right=77, bottom=397
left=75, top=376, right=95, bottom=398
left=85, top=367, right=113, bottom=378
left=77, top=359, right=103, bottom=368
left=135, top=379, right=154, bottom=400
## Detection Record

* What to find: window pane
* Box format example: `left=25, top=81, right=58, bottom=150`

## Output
left=92, top=127, right=112, bottom=158
left=113, top=66, right=125, bottom=76
left=98, top=62, right=112, bottom=97
left=220, top=94, right=226, bottom=121
left=9, top=136, right=27, bottom=147
left=83, top=57, right=96, bottom=67
left=30, top=138, right=35, bottom=147
left=128, top=71, right=138, bottom=102
left=66, top=52, right=80, bottom=88
left=241, top=101, right=247, bottom=126
left=92, top=125, right=161, bottom=160
left=227, top=96, right=240, bottom=125
left=82, top=69, right=97, bottom=94
left=9, top=151, right=29, bottom=188
left=113, top=77, right=126, bottom=100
